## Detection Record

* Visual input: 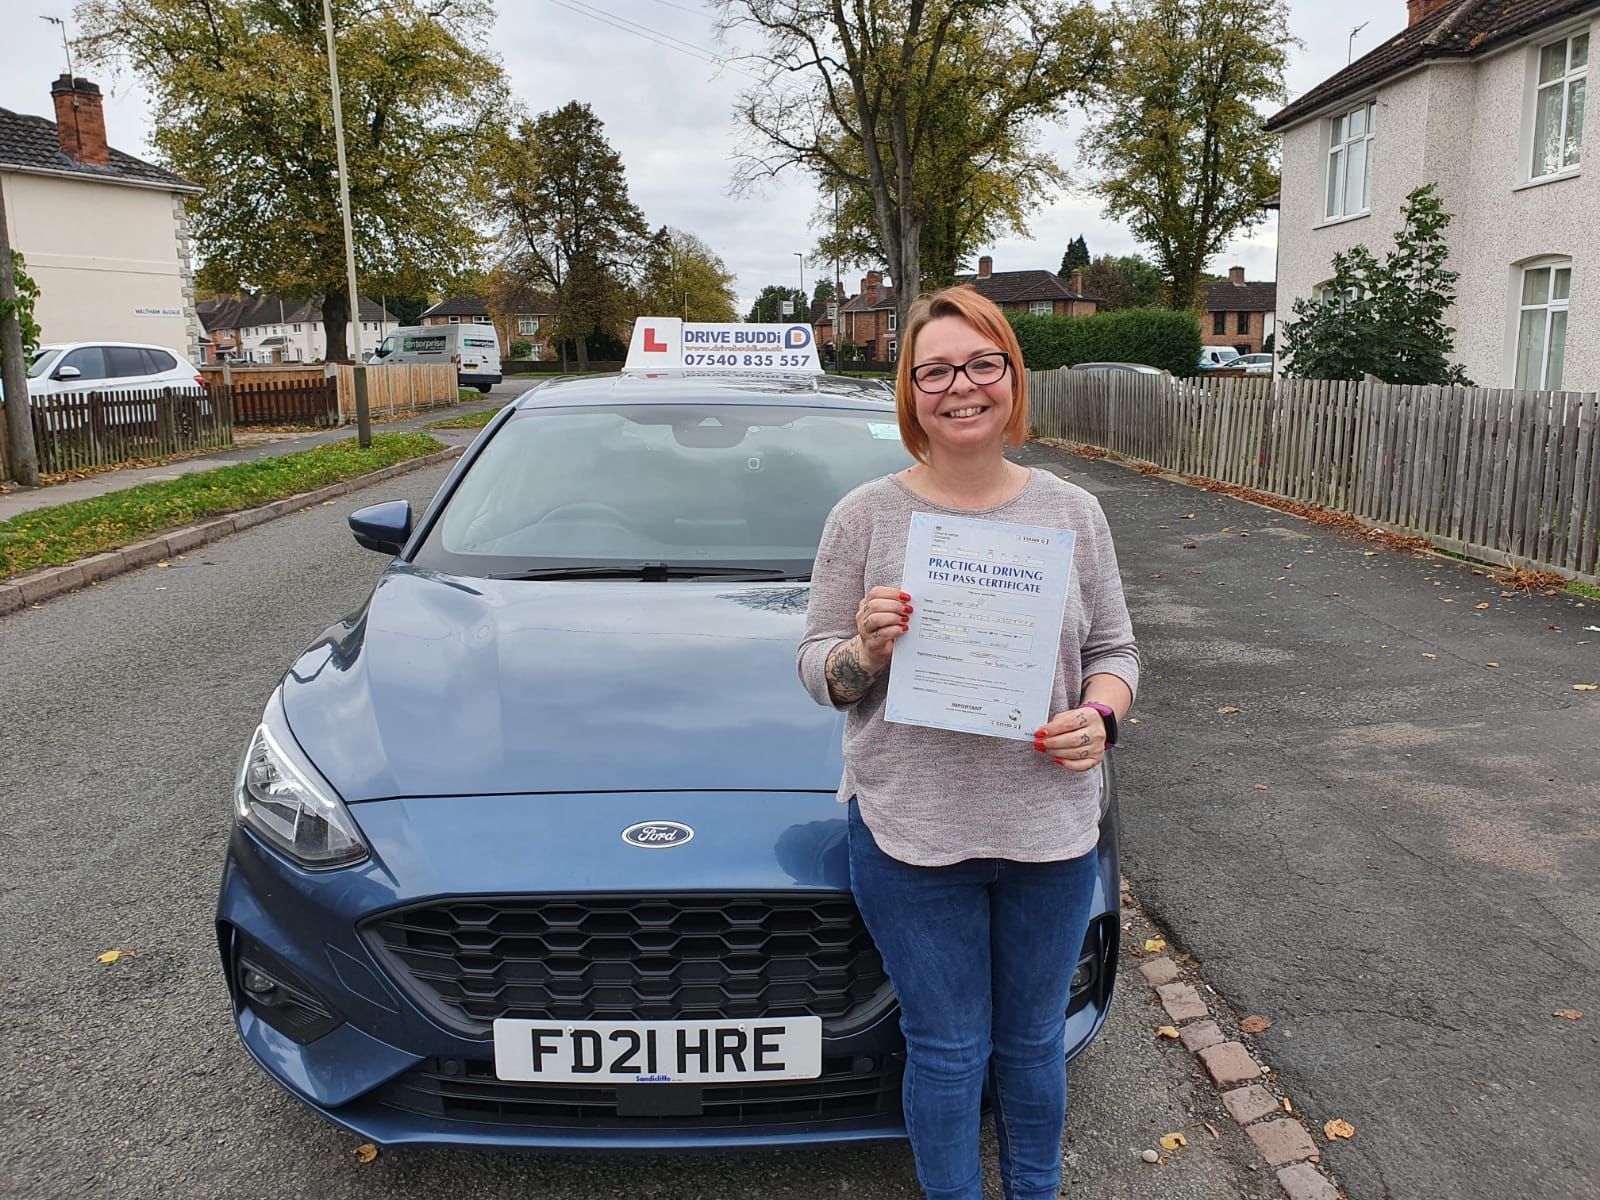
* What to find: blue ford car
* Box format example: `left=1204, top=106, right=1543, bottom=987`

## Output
left=216, top=367, right=1121, bottom=1150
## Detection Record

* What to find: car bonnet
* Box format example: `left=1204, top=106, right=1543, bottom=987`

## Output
left=279, top=564, right=846, bottom=802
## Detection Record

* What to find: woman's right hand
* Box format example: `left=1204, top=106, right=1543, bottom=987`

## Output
left=854, top=587, right=913, bottom=670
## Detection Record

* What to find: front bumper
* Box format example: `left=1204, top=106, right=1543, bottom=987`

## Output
left=217, top=789, right=1120, bottom=1150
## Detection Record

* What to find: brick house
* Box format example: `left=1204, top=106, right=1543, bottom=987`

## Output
left=1201, top=267, right=1277, bottom=355
left=835, top=257, right=1098, bottom=362
left=421, top=294, right=555, bottom=359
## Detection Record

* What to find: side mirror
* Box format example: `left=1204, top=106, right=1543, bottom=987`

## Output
left=374, top=346, right=391, bottom=358
left=54, top=364, right=82, bottom=380
left=348, top=500, right=412, bottom=555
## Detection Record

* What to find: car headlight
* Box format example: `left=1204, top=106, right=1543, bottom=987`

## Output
left=235, top=693, right=368, bottom=869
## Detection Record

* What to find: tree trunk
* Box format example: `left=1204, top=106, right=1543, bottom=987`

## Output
left=574, top=335, right=589, bottom=372
left=322, top=289, right=351, bottom=362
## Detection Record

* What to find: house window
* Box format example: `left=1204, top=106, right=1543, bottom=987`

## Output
left=530, top=342, right=545, bottom=356
left=887, top=310, right=897, bottom=331
left=1213, top=311, right=1228, bottom=335
left=292, top=323, right=301, bottom=332
left=474, top=315, right=492, bottom=324
left=1514, top=260, right=1571, bottom=389
left=518, top=316, right=540, bottom=335
left=449, top=315, right=461, bottom=324
left=887, top=339, right=897, bottom=360
left=1532, top=32, right=1587, bottom=178
left=1030, top=300, right=1053, bottom=316
left=1326, top=100, right=1376, bottom=219
left=1236, top=311, right=1250, bottom=335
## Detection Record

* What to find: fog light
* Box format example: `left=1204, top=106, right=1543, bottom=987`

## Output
left=242, top=968, right=277, bottom=996
left=1070, top=956, right=1096, bottom=992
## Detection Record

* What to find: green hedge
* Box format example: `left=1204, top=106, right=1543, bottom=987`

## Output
left=1008, top=308, right=1203, bottom=377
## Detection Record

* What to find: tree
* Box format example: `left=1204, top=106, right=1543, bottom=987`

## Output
left=1059, top=235, right=1090, bottom=277
left=635, top=227, right=739, bottom=322
left=0, top=251, right=41, bottom=373
left=1280, top=184, right=1471, bottom=385
left=1080, top=0, right=1291, bottom=309
left=804, top=55, right=1074, bottom=289
left=723, top=0, right=1105, bottom=330
left=488, top=102, right=649, bottom=369
left=1079, top=253, right=1165, bottom=310
left=78, top=0, right=508, bottom=362
left=812, top=279, right=836, bottom=304
left=745, top=284, right=810, bottom=324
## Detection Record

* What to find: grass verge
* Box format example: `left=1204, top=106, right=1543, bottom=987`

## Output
left=0, top=432, right=444, bottom=581
left=1569, top=579, right=1600, bottom=601
left=428, top=407, right=502, bottom=431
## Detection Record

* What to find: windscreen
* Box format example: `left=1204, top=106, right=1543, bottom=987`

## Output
left=414, top=402, right=912, bottom=577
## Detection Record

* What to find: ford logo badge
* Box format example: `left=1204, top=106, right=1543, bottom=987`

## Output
left=622, top=820, right=695, bottom=849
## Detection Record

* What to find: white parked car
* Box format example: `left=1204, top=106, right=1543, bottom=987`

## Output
left=26, top=341, right=206, bottom=398
left=1235, top=353, right=1274, bottom=375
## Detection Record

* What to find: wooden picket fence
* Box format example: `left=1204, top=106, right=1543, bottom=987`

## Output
left=199, top=362, right=461, bottom=422
left=27, top=386, right=233, bottom=475
left=1028, top=369, right=1600, bottom=582
left=229, top=376, right=340, bottom=426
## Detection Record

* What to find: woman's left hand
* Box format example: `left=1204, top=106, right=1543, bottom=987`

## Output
left=1033, top=707, right=1107, bottom=772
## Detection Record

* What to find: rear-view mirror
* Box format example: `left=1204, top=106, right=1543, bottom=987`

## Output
left=349, top=500, right=412, bottom=555
left=54, top=365, right=81, bottom=380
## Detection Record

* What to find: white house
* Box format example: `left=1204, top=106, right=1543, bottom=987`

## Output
left=0, top=75, right=202, bottom=361
left=197, top=294, right=398, bottom=364
left=1267, top=0, right=1599, bottom=391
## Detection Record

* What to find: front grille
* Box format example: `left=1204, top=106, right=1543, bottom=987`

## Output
left=362, top=893, right=892, bottom=1036
left=368, top=1055, right=902, bottom=1129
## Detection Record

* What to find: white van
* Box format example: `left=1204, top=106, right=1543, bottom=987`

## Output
left=1197, top=345, right=1242, bottom=370
left=372, top=325, right=502, bottom=392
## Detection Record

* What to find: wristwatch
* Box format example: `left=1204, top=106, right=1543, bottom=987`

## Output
left=1081, top=701, right=1118, bottom=748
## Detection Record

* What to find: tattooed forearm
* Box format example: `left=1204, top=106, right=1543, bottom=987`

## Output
left=825, top=637, right=882, bottom=705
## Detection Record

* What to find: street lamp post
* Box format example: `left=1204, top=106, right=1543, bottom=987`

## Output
left=794, top=253, right=805, bottom=318
left=321, top=0, right=370, bottom=446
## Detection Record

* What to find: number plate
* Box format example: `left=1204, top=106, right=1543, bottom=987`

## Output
left=492, top=1016, right=822, bottom=1083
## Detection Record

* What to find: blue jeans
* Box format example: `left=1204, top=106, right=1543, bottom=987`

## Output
left=847, top=798, right=1097, bottom=1200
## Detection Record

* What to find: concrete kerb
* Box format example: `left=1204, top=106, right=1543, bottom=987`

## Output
left=0, top=445, right=463, bottom=617
left=1122, top=880, right=1348, bottom=1199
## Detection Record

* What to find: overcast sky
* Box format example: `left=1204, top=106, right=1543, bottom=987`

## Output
left=3, top=0, right=1408, bottom=311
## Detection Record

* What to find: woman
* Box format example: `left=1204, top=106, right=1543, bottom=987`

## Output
left=797, top=285, right=1139, bottom=1200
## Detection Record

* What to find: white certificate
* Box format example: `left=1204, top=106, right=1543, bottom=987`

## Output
left=884, top=512, right=1075, bottom=740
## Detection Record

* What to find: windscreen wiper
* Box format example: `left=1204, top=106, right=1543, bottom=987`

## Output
left=488, top=562, right=802, bottom=582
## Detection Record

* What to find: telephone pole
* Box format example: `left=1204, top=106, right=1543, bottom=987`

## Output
left=0, top=182, right=40, bottom=485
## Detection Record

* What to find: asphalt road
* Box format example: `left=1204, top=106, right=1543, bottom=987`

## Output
left=0, top=461, right=1267, bottom=1200
left=1015, top=442, right=1600, bottom=1200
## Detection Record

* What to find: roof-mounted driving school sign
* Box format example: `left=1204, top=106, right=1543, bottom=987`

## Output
left=624, top=318, right=822, bottom=373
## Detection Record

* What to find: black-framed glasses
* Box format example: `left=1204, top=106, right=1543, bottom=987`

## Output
left=909, top=352, right=1011, bottom=393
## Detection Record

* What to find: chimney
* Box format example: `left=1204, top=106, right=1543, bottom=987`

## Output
left=1070, top=269, right=1085, bottom=295
left=1228, top=265, right=1246, bottom=285
left=862, top=271, right=882, bottom=305
left=51, top=75, right=110, bottom=166
left=978, top=255, right=993, bottom=279
left=1406, top=0, right=1458, bottom=26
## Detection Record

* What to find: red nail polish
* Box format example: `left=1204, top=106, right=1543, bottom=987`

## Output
left=898, top=592, right=911, bottom=601
left=903, top=606, right=913, bottom=614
